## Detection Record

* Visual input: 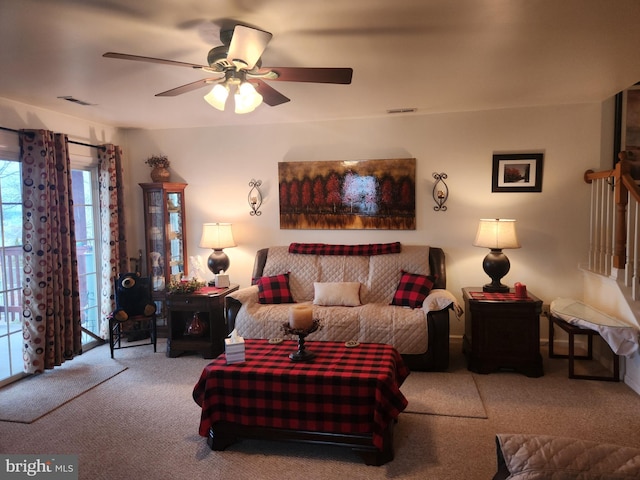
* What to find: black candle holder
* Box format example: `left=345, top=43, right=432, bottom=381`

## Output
left=248, top=179, right=263, bottom=216
left=282, top=319, right=320, bottom=362
left=432, top=172, right=449, bottom=211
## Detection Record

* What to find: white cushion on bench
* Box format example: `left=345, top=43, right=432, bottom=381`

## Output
left=550, top=298, right=640, bottom=357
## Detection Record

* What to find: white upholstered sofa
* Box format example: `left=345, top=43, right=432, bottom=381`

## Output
left=225, top=243, right=459, bottom=371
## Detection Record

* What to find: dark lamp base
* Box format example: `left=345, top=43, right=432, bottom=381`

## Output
left=207, top=249, right=229, bottom=275
left=481, top=249, right=512, bottom=294
left=482, top=283, right=510, bottom=293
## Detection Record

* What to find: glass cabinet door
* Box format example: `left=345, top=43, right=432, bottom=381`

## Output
left=146, top=189, right=166, bottom=291
left=167, top=191, right=185, bottom=284
left=140, top=182, right=188, bottom=335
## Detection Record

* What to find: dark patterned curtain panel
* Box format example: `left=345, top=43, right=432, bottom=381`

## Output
left=98, top=144, right=127, bottom=339
left=20, top=130, right=82, bottom=373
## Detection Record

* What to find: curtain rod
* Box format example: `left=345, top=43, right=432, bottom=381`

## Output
left=0, top=126, right=106, bottom=151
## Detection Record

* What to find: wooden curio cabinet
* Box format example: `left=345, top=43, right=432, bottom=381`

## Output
left=140, top=182, right=188, bottom=335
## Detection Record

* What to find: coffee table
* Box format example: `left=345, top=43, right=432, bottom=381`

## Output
left=192, top=338, right=409, bottom=465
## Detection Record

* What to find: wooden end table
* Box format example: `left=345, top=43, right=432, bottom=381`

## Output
left=462, top=287, right=543, bottom=377
left=166, top=285, right=238, bottom=358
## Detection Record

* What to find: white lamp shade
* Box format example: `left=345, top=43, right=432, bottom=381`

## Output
left=234, top=81, right=263, bottom=114
left=473, top=218, right=521, bottom=249
left=203, top=83, right=229, bottom=111
left=199, top=223, right=236, bottom=249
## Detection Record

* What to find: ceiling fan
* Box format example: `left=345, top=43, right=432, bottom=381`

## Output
left=103, top=24, right=353, bottom=113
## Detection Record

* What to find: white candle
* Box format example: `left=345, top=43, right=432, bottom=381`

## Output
left=289, top=305, right=314, bottom=330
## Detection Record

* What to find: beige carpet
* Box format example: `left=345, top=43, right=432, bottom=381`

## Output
left=3, top=340, right=640, bottom=480
left=0, top=357, right=127, bottom=424
left=401, top=371, right=487, bottom=419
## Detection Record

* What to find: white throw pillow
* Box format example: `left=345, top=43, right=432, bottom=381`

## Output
left=313, top=282, right=362, bottom=306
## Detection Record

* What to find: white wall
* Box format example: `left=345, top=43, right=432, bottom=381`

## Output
left=123, top=101, right=609, bottom=337
left=0, top=97, right=122, bottom=155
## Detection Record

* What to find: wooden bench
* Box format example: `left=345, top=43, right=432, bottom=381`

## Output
left=549, top=313, right=620, bottom=381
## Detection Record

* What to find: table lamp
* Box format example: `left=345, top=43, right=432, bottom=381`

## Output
left=473, top=218, right=521, bottom=293
left=199, top=223, right=236, bottom=276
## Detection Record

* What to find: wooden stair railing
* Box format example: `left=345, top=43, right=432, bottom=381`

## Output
left=584, top=153, right=640, bottom=299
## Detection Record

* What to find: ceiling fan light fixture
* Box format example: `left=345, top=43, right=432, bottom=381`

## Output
left=203, top=83, right=229, bottom=111
left=104, top=24, right=353, bottom=115
left=234, top=81, right=263, bottom=114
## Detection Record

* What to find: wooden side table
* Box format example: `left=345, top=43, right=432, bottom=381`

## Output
left=462, top=287, right=543, bottom=377
left=166, top=285, right=239, bottom=358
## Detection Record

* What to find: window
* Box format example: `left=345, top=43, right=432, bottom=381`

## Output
left=0, top=141, right=103, bottom=386
left=71, top=166, right=102, bottom=347
left=0, top=159, right=25, bottom=385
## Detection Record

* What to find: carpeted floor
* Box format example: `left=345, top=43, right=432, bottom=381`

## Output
left=401, top=371, right=487, bottom=418
left=1, top=338, right=640, bottom=479
left=0, top=357, right=127, bottom=424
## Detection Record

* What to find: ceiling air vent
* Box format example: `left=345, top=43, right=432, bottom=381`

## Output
left=57, top=96, right=94, bottom=106
left=387, top=108, right=417, bottom=114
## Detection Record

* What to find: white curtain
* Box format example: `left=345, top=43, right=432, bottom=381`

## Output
left=97, top=144, right=128, bottom=339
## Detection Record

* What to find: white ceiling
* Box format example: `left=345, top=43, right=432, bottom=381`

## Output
left=2, top=0, right=640, bottom=130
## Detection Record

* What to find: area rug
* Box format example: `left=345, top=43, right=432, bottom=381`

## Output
left=400, top=371, right=488, bottom=419
left=0, top=360, right=127, bottom=424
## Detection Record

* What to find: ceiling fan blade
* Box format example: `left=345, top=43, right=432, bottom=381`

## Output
left=249, top=79, right=290, bottom=107
left=103, top=52, right=207, bottom=69
left=254, top=67, right=353, bottom=84
left=155, top=78, right=219, bottom=97
left=226, top=25, right=272, bottom=70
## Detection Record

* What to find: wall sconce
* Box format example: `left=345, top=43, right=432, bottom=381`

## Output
left=432, top=172, right=449, bottom=211
left=248, top=179, right=263, bottom=216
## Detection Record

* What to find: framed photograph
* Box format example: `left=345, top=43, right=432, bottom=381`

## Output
left=492, top=153, right=543, bottom=193
left=278, top=158, right=416, bottom=230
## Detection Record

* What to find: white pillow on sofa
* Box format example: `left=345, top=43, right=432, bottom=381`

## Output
left=313, top=282, right=362, bottom=306
left=227, top=285, right=259, bottom=304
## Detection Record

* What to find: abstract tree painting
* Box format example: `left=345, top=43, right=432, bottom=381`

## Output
left=278, top=158, right=416, bottom=230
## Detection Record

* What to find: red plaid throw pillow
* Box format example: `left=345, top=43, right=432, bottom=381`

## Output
left=257, top=273, right=295, bottom=304
left=390, top=271, right=436, bottom=308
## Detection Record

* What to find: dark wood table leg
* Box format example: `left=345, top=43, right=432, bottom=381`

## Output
left=353, top=419, right=395, bottom=466
left=207, top=427, right=239, bottom=451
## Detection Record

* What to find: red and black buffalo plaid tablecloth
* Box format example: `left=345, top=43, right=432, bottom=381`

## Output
left=192, top=339, right=409, bottom=451
left=469, top=291, right=534, bottom=301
